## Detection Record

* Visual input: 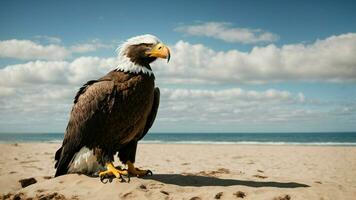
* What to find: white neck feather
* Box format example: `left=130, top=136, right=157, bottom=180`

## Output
left=115, top=54, right=153, bottom=76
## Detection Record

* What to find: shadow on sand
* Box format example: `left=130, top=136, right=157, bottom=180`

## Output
left=143, top=174, right=310, bottom=188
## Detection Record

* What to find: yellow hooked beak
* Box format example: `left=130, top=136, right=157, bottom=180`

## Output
left=146, top=43, right=171, bottom=63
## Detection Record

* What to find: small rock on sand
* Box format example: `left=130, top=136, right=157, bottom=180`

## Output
left=19, top=177, right=37, bottom=188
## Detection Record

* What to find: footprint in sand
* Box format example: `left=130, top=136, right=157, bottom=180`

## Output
left=37, top=192, right=68, bottom=200
left=138, top=184, right=147, bottom=190
left=36, top=189, right=46, bottom=193
left=253, top=174, right=268, bottom=179
left=160, top=190, right=169, bottom=195
left=196, top=168, right=231, bottom=177
left=13, top=192, right=25, bottom=200
left=121, top=192, right=138, bottom=199
left=273, top=194, right=291, bottom=200
left=138, top=184, right=150, bottom=192
left=234, top=191, right=246, bottom=198
left=148, top=183, right=164, bottom=189
left=215, top=192, right=223, bottom=199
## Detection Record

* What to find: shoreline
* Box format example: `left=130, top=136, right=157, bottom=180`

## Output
left=1, top=141, right=356, bottom=147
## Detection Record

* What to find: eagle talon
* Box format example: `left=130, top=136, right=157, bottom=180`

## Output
left=125, top=174, right=131, bottom=183
left=146, top=170, right=153, bottom=176
left=100, top=175, right=109, bottom=184
left=119, top=174, right=130, bottom=183
left=100, top=177, right=107, bottom=184
left=119, top=175, right=125, bottom=182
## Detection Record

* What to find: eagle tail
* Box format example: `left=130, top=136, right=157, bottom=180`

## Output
left=54, top=146, right=74, bottom=177
left=54, top=147, right=62, bottom=168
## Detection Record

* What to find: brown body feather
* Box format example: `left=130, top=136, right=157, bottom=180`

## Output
left=55, top=70, right=159, bottom=176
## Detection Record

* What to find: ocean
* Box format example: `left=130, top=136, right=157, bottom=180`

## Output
left=0, top=132, right=356, bottom=146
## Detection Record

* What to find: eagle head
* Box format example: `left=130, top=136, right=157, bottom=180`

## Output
left=116, top=34, right=170, bottom=75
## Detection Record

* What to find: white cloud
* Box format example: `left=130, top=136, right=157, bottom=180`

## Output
left=0, top=38, right=114, bottom=60
left=0, top=57, right=117, bottom=87
left=0, top=39, right=70, bottom=60
left=155, top=33, right=356, bottom=84
left=175, top=22, right=279, bottom=44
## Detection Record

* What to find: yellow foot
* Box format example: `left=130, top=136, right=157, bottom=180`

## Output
left=127, top=161, right=153, bottom=177
left=99, top=162, right=129, bottom=183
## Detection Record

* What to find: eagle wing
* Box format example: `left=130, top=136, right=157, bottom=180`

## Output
left=118, top=87, right=159, bottom=164
left=55, top=78, right=116, bottom=176
left=140, top=87, right=160, bottom=140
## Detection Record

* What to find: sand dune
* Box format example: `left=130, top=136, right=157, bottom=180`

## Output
left=0, top=143, right=355, bottom=199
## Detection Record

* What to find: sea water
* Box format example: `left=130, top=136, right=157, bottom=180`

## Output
left=0, top=132, right=355, bottom=146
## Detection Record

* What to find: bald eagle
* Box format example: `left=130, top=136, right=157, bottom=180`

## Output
left=54, top=34, right=170, bottom=182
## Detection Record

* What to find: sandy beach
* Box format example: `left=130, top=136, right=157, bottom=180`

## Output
left=0, top=143, right=355, bottom=200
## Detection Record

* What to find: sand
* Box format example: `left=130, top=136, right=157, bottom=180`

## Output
left=0, top=143, right=355, bottom=200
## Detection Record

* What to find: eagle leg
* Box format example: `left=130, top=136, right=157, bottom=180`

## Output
left=126, top=161, right=153, bottom=177
left=99, top=162, right=130, bottom=183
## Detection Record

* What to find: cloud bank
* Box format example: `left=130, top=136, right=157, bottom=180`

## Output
left=156, top=33, right=356, bottom=84
left=0, top=33, right=355, bottom=132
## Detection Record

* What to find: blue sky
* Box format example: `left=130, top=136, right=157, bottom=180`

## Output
left=0, top=0, right=356, bottom=133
